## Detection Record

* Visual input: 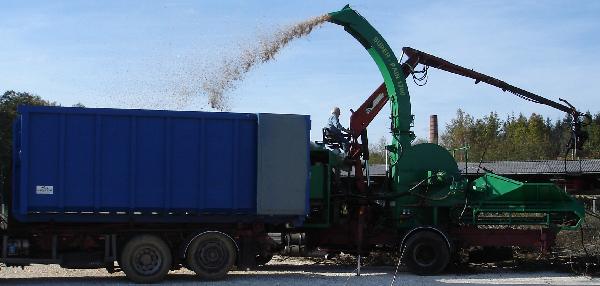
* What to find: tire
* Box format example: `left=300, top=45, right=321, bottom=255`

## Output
left=403, top=231, right=450, bottom=275
left=186, top=232, right=237, bottom=280
left=120, top=235, right=172, bottom=283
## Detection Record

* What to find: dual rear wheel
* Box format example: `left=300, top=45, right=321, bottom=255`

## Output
left=120, top=232, right=237, bottom=283
left=186, top=232, right=237, bottom=280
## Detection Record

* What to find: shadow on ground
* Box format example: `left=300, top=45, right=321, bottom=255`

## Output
left=1, top=263, right=598, bottom=286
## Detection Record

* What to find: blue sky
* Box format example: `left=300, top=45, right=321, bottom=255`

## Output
left=2, top=1, right=600, bottom=142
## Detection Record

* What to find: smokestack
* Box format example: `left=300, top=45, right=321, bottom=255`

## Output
left=429, top=115, right=438, bottom=144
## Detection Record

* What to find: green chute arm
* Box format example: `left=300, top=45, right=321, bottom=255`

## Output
left=327, top=5, right=414, bottom=151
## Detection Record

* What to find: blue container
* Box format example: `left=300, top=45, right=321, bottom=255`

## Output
left=12, top=106, right=310, bottom=224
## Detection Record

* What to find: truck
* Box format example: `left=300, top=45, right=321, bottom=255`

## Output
left=0, top=5, right=587, bottom=283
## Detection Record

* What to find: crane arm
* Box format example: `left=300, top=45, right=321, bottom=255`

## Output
left=347, top=46, right=589, bottom=153
left=400, top=47, right=589, bottom=151
left=401, top=47, right=580, bottom=116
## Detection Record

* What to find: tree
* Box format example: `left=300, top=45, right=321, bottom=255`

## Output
left=548, top=115, right=572, bottom=158
left=368, top=136, right=388, bottom=164
left=583, top=112, right=600, bottom=158
left=440, top=109, right=474, bottom=162
left=441, top=108, right=600, bottom=161
left=0, top=91, right=56, bottom=193
left=526, top=113, right=552, bottom=159
left=468, top=112, right=501, bottom=161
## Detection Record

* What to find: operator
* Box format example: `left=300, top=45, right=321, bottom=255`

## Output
left=327, top=107, right=350, bottom=151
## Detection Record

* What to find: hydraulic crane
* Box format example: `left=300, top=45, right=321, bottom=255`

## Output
left=350, top=46, right=590, bottom=159
left=299, top=5, right=586, bottom=275
left=329, top=6, right=589, bottom=195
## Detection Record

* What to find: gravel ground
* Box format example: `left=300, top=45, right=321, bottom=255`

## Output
left=1, top=257, right=600, bottom=285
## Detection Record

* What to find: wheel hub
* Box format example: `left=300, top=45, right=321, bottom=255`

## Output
left=196, top=240, right=229, bottom=271
left=133, top=246, right=162, bottom=275
left=413, top=243, right=437, bottom=268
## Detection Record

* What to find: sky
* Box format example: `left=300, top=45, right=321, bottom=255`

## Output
left=2, top=1, right=600, bottom=142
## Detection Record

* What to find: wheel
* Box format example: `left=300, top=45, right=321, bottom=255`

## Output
left=256, top=252, right=273, bottom=265
left=120, top=235, right=172, bottom=283
left=186, top=232, right=237, bottom=280
left=403, top=231, right=450, bottom=275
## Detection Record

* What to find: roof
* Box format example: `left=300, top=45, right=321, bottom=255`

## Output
left=362, top=159, right=600, bottom=177
left=458, top=159, right=600, bottom=175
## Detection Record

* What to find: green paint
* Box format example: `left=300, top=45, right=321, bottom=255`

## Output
left=469, top=173, right=584, bottom=230
left=318, top=5, right=584, bottom=232
left=328, top=6, right=414, bottom=196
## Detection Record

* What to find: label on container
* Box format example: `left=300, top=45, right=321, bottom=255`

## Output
left=35, top=185, right=54, bottom=195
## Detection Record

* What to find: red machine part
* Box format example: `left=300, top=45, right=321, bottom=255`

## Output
left=347, top=57, right=418, bottom=141
left=348, top=84, right=387, bottom=139
left=449, top=227, right=557, bottom=253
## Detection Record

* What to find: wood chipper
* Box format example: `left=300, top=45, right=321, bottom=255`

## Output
left=282, top=5, right=586, bottom=275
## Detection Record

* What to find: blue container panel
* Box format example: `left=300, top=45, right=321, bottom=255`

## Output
left=170, top=118, right=202, bottom=210
left=27, top=114, right=60, bottom=210
left=15, top=107, right=259, bottom=219
left=135, top=117, right=166, bottom=209
left=237, top=119, right=258, bottom=211
left=64, top=114, right=95, bottom=210
left=204, top=119, right=234, bottom=209
left=100, top=116, right=131, bottom=210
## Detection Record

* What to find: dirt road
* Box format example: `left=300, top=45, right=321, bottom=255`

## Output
left=1, top=257, right=599, bottom=285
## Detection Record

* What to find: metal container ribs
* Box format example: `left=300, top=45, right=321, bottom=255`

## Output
left=12, top=106, right=310, bottom=224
